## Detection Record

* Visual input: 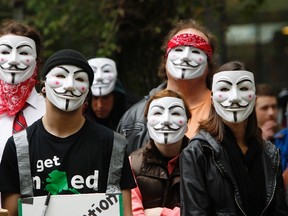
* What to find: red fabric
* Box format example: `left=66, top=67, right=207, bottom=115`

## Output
left=0, top=68, right=38, bottom=116
left=167, top=154, right=179, bottom=175
left=166, top=33, right=213, bottom=60
left=12, top=109, right=27, bottom=134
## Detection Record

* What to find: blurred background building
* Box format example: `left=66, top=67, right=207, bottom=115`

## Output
left=225, top=0, right=288, bottom=93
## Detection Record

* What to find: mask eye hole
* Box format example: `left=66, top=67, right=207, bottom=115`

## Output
left=240, top=87, right=249, bottom=91
left=56, top=74, right=65, bottom=79
left=1, top=51, right=10, bottom=55
left=154, top=111, right=162, bottom=116
left=192, top=50, right=200, bottom=54
left=220, top=87, right=229, bottom=92
left=172, top=112, right=180, bottom=116
left=174, top=48, right=183, bottom=52
left=75, top=77, right=85, bottom=82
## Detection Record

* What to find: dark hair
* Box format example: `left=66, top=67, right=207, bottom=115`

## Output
left=215, top=60, right=245, bottom=72
left=0, top=19, right=43, bottom=66
left=157, top=19, right=218, bottom=89
left=256, top=83, right=277, bottom=97
left=144, top=89, right=191, bottom=120
left=199, top=60, right=263, bottom=144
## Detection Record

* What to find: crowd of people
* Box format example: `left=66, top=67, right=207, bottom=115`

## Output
left=0, top=18, right=288, bottom=216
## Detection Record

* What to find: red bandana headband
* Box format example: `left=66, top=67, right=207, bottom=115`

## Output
left=166, top=33, right=213, bottom=61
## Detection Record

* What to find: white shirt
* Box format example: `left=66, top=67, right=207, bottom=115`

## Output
left=0, top=88, right=46, bottom=160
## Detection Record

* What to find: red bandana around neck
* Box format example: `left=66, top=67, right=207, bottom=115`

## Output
left=166, top=33, right=213, bottom=61
left=0, top=68, right=38, bottom=116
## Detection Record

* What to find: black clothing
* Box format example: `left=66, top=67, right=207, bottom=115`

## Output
left=0, top=119, right=136, bottom=196
left=221, top=126, right=266, bottom=215
left=180, top=129, right=288, bottom=216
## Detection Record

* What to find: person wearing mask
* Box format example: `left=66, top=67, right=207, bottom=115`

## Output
left=117, top=18, right=218, bottom=155
left=255, top=83, right=279, bottom=141
left=130, top=89, right=190, bottom=216
left=180, top=61, right=287, bottom=215
left=0, top=20, right=46, bottom=160
left=85, top=57, right=131, bottom=131
left=0, top=49, right=136, bottom=216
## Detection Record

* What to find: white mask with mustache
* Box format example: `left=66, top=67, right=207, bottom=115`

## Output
left=88, top=58, right=117, bottom=96
left=212, top=70, right=256, bottom=123
left=147, top=97, right=188, bottom=144
left=166, top=46, right=207, bottom=80
left=45, top=65, right=90, bottom=112
left=0, top=34, right=37, bottom=84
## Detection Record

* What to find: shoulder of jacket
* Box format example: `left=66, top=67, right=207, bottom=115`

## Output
left=263, top=140, right=279, bottom=157
left=148, top=82, right=166, bottom=97
left=130, top=149, right=144, bottom=176
left=187, top=130, right=221, bottom=155
left=190, top=130, right=212, bottom=147
left=123, top=83, right=167, bottom=117
left=124, top=98, right=147, bottom=116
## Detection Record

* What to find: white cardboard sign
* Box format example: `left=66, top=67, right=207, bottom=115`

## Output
left=18, top=193, right=123, bottom=216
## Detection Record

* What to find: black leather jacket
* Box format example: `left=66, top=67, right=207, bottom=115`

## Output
left=117, top=83, right=166, bottom=155
left=180, top=129, right=288, bottom=216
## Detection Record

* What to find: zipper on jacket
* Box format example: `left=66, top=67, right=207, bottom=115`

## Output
left=203, top=144, right=247, bottom=216
left=234, top=195, right=247, bottom=216
left=260, top=149, right=280, bottom=216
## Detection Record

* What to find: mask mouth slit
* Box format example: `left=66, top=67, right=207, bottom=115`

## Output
left=233, top=112, right=237, bottom=122
left=65, top=99, right=69, bottom=111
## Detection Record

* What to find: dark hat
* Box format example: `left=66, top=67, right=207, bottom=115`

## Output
left=41, top=49, right=94, bottom=85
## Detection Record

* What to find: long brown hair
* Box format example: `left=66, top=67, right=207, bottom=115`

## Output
left=199, top=61, right=263, bottom=144
left=157, top=19, right=218, bottom=89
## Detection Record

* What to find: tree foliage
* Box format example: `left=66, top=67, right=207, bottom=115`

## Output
left=1, top=0, right=266, bottom=96
left=25, top=0, right=120, bottom=58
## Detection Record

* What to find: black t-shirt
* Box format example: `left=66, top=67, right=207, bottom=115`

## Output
left=0, top=118, right=136, bottom=196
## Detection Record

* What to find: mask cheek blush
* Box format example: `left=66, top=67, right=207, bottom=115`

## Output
left=80, top=86, right=87, bottom=92
left=46, top=77, right=61, bottom=88
left=214, top=92, right=226, bottom=102
left=168, top=52, right=179, bottom=61
left=178, top=118, right=185, bottom=125
left=243, top=91, right=255, bottom=101
left=148, top=116, right=158, bottom=126
left=77, top=83, right=89, bottom=93
left=0, top=57, right=6, bottom=63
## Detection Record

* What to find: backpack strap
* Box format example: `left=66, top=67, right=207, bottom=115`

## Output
left=13, top=130, right=34, bottom=197
left=106, top=132, right=127, bottom=195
